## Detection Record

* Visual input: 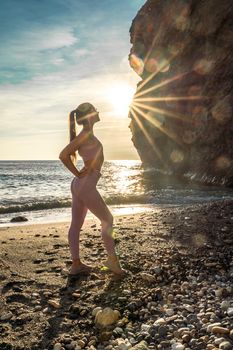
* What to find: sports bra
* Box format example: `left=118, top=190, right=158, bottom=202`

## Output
left=77, top=135, right=103, bottom=162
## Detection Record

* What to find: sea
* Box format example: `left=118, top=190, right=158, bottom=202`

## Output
left=1, top=160, right=233, bottom=226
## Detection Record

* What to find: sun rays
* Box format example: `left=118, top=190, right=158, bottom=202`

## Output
left=128, top=56, right=210, bottom=168
left=127, top=6, right=210, bottom=168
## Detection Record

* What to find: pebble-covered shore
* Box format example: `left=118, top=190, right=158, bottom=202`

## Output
left=0, top=200, right=233, bottom=350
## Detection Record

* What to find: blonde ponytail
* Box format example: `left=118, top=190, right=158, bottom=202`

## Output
left=69, top=111, right=77, bottom=164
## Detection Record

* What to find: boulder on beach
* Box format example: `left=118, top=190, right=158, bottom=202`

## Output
left=10, top=216, right=28, bottom=222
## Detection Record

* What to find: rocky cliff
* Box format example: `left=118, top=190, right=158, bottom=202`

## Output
left=128, top=0, right=233, bottom=186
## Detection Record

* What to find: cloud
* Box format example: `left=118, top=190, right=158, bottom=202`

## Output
left=23, top=27, right=78, bottom=51
left=73, top=49, right=91, bottom=59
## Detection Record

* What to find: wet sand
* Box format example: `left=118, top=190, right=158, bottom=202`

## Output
left=0, top=200, right=233, bottom=350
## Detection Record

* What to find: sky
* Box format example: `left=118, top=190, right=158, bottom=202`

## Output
left=0, top=0, right=145, bottom=160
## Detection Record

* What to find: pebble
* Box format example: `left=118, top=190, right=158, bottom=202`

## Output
left=158, top=325, right=168, bottom=336
left=214, top=288, right=223, bottom=297
left=219, top=341, right=232, bottom=350
left=92, top=307, right=102, bottom=317
left=171, top=343, right=185, bottom=350
left=53, top=344, right=62, bottom=350
left=95, top=307, right=120, bottom=327
left=116, top=338, right=132, bottom=350
left=183, top=304, right=194, bottom=312
left=140, top=273, right=156, bottom=283
left=0, top=311, right=13, bottom=321
left=214, top=338, right=226, bottom=346
left=165, top=308, right=174, bottom=316
left=113, top=327, right=124, bottom=337
left=226, top=307, right=233, bottom=317
left=221, top=301, right=230, bottom=310
left=131, top=341, right=149, bottom=350
left=77, top=340, right=85, bottom=348
left=48, top=299, right=61, bottom=308
left=141, top=324, right=151, bottom=332
left=153, top=318, right=166, bottom=326
left=211, top=326, right=230, bottom=335
left=207, top=323, right=221, bottom=332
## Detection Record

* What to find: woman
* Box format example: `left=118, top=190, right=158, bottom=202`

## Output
left=59, top=102, right=125, bottom=276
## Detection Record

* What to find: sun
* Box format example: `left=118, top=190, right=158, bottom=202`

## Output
left=107, top=83, right=135, bottom=117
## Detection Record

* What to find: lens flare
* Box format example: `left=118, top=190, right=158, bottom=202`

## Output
left=211, top=97, right=232, bottom=124
left=193, top=58, right=215, bottom=75
left=129, top=53, right=144, bottom=76
left=170, top=149, right=184, bottom=163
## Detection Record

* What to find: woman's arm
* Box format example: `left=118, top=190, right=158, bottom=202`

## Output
left=59, top=135, right=84, bottom=177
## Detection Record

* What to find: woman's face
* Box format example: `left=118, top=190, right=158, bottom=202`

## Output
left=89, top=110, right=100, bottom=125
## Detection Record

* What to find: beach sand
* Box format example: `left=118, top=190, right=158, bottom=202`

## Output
left=0, top=201, right=233, bottom=350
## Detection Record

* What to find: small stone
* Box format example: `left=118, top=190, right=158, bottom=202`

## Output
left=131, top=341, right=149, bottom=350
left=226, top=307, right=233, bottom=317
left=0, top=311, right=13, bottom=321
left=48, top=299, right=60, bottom=308
left=158, top=325, right=168, bottom=336
left=219, top=341, right=232, bottom=350
left=88, top=340, right=96, bottom=347
left=171, top=343, right=185, bottom=350
left=141, top=324, right=151, bottom=332
left=183, top=304, right=194, bottom=313
left=207, top=323, right=221, bottom=332
left=113, top=327, right=124, bottom=337
left=165, top=308, right=174, bottom=316
left=212, top=326, right=230, bottom=335
left=95, top=307, right=120, bottom=327
left=53, top=343, right=62, bottom=350
left=72, top=292, right=81, bottom=298
left=214, top=288, right=223, bottom=297
left=77, top=340, right=85, bottom=348
left=152, top=266, right=162, bottom=275
left=214, top=338, right=226, bottom=346
left=181, top=281, right=189, bottom=290
left=61, top=268, right=69, bottom=275
left=116, top=338, right=132, bottom=350
left=153, top=318, right=166, bottom=326
left=220, top=301, right=230, bottom=310
left=140, top=273, right=156, bottom=283
left=92, top=307, right=102, bottom=317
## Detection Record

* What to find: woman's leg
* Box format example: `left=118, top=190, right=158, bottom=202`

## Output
left=68, top=181, right=88, bottom=261
left=83, top=188, right=115, bottom=254
left=83, top=187, right=125, bottom=274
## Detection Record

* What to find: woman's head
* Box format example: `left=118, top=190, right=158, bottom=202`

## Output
left=75, top=102, right=99, bottom=125
left=69, top=102, right=99, bottom=163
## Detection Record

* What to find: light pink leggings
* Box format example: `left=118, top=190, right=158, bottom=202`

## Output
left=68, top=170, right=115, bottom=261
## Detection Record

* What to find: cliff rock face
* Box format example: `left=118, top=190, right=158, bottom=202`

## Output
left=128, top=0, right=233, bottom=186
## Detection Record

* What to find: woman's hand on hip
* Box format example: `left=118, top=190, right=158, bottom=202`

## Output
left=77, top=167, right=89, bottom=178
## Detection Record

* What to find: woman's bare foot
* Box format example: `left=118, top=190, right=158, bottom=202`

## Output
left=69, top=260, right=92, bottom=275
left=102, top=255, right=126, bottom=275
